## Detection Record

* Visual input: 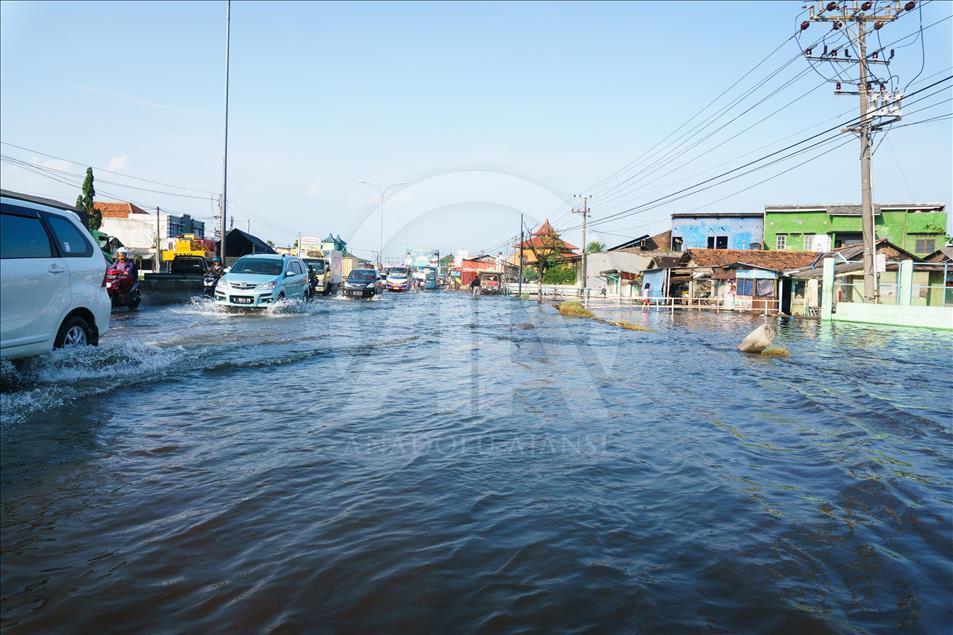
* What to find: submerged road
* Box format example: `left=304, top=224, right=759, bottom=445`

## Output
left=2, top=292, right=951, bottom=632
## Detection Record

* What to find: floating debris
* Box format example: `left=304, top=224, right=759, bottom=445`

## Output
left=737, top=323, right=776, bottom=354
left=761, top=346, right=790, bottom=358
left=557, top=301, right=594, bottom=318
left=612, top=321, right=653, bottom=332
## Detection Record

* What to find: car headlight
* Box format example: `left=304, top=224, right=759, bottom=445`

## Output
left=257, top=280, right=276, bottom=290
left=217, top=278, right=230, bottom=289
left=366, top=282, right=376, bottom=288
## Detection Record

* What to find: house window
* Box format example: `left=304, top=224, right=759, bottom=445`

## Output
left=915, top=238, right=936, bottom=253
left=803, top=234, right=815, bottom=251
left=707, top=236, right=728, bottom=249
left=775, top=234, right=787, bottom=250
left=672, top=237, right=683, bottom=252
left=737, top=278, right=754, bottom=296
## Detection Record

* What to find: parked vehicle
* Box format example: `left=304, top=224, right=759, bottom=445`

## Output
left=385, top=266, right=412, bottom=292
left=478, top=271, right=502, bottom=295
left=1, top=190, right=111, bottom=360
left=213, top=254, right=310, bottom=308
left=302, top=251, right=343, bottom=296
left=343, top=269, right=383, bottom=298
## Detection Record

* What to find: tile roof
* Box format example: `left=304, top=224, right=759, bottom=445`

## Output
left=93, top=201, right=149, bottom=217
left=686, top=248, right=817, bottom=271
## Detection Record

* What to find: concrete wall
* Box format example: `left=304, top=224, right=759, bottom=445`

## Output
left=585, top=252, right=652, bottom=290
left=100, top=214, right=171, bottom=250
left=832, top=303, right=953, bottom=329
left=671, top=215, right=763, bottom=250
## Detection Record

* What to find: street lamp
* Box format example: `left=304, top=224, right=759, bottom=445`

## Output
left=360, top=180, right=406, bottom=269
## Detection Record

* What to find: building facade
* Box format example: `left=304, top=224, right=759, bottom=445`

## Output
left=670, top=212, right=763, bottom=251
left=96, top=201, right=205, bottom=251
left=763, top=203, right=947, bottom=256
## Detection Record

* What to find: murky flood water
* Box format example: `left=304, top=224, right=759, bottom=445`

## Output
left=2, top=292, right=951, bottom=633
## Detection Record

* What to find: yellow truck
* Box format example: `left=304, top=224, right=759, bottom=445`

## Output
left=161, top=234, right=214, bottom=262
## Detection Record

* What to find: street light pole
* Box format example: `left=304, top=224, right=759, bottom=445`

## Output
left=359, top=180, right=406, bottom=269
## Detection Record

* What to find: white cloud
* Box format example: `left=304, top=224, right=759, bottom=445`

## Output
left=30, top=156, right=71, bottom=171
left=305, top=180, right=322, bottom=198
left=107, top=154, right=128, bottom=171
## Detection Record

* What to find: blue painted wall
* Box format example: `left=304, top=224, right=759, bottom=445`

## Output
left=672, top=215, right=764, bottom=250
left=642, top=269, right=666, bottom=298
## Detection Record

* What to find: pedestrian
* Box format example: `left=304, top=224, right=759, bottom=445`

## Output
left=470, top=275, right=481, bottom=298
left=641, top=282, right=651, bottom=311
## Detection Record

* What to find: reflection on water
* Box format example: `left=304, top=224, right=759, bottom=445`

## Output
left=2, top=293, right=951, bottom=632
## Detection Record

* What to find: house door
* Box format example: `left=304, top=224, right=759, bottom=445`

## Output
left=780, top=278, right=791, bottom=315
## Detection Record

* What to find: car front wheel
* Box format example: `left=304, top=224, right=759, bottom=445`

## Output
left=54, top=314, right=98, bottom=349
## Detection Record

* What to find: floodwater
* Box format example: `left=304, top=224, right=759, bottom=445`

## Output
left=1, top=292, right=951, bottom=633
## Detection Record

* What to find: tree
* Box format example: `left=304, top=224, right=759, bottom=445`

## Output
left=266, top=240, right=275, bottom=248
left=525, top=226, right=569, bottom=303
left=74, top=167, right=99, bottom=231
left=586, top=240, right=605, bottom=254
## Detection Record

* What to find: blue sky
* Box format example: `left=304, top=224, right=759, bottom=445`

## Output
left=1, top=1, right=950, bottom=259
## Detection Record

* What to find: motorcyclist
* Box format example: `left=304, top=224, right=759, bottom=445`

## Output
left=109, top=247, right=137, bottom=293
left=205, top=257, right=226, bottom=296
left=209, top=257, right=225, bottom=277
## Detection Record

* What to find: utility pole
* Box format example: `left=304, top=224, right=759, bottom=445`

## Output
left=573, top=195, right=590, bottom=294
left=155, top=206, right=161, bottom=272
left=518, top=213, right=524, bottom=297
left=220, top=0, right=231, bottom=263
left=802, top=0, right=908, bottom=302
left=246, top=220, right=250, bottom=233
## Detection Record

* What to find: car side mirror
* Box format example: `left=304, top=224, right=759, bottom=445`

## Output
left=223, top=267, right=230, bottom=273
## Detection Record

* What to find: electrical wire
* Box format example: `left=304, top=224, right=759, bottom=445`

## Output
left=554, top=75, right=952, bottom=234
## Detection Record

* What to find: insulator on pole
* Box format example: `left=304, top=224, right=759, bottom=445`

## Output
left=801, top=20, right=811, bottom=30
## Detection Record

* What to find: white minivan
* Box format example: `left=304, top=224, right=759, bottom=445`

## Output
left=0, top=190, right=111, bottom=360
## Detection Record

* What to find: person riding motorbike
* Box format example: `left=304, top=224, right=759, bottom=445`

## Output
left=108, top=248, right=137, bottom=293
left=204, top=257, right=226, bottom=296
left=209, top=257, right=225, bottom=277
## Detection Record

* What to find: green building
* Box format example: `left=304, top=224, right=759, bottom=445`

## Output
left=763, top=203, right=947, bottom=256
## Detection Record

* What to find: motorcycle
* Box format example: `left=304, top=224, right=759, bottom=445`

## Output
left=204, top=271, right=223, bottom=297
left=105, top=269, right=141, bottom=310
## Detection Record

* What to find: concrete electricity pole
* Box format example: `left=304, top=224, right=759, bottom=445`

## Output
left=155, top=206, right=161, bottom=272
left=518, top=213, right=524, bottom=297
left=220, top=0, right=231, bottom=263
left=573, top=195, right=590, bottom=294
left=802, top=0, right=908, bottom=302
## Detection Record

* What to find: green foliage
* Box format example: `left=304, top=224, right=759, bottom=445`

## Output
left=543, top=263, right=576, bottom=284
left=76, top=167, right=99, bottom=231
left=761, top=346, right=790, bottom=358
left=586, top=240, right=605, bottom=254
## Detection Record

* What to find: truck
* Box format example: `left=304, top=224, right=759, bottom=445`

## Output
left=302, top=250, right=343, bottom=296
left=161, top=234, right=215, bottom=265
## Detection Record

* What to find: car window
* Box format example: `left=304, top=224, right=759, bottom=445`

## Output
left=291, top=261, right=303, bottom=275
left=231, top=258, right=283, bottom=275
left=0, top=212, right=53, bottom=259
left=45, top=214, right=93, bottom=257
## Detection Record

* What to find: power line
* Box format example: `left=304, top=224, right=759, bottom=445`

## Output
left=0, top=140, right=217, bottom=195
left=555, top=76, right=952, bottom=234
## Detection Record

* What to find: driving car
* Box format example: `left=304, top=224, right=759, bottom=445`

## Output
left=385, top=266, right=412, bottom=291
left=213, top=254, right=310, bottom=307
left=1, top=190, right=111, bottom=360
left=343, top=268, right=383, bottom=298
